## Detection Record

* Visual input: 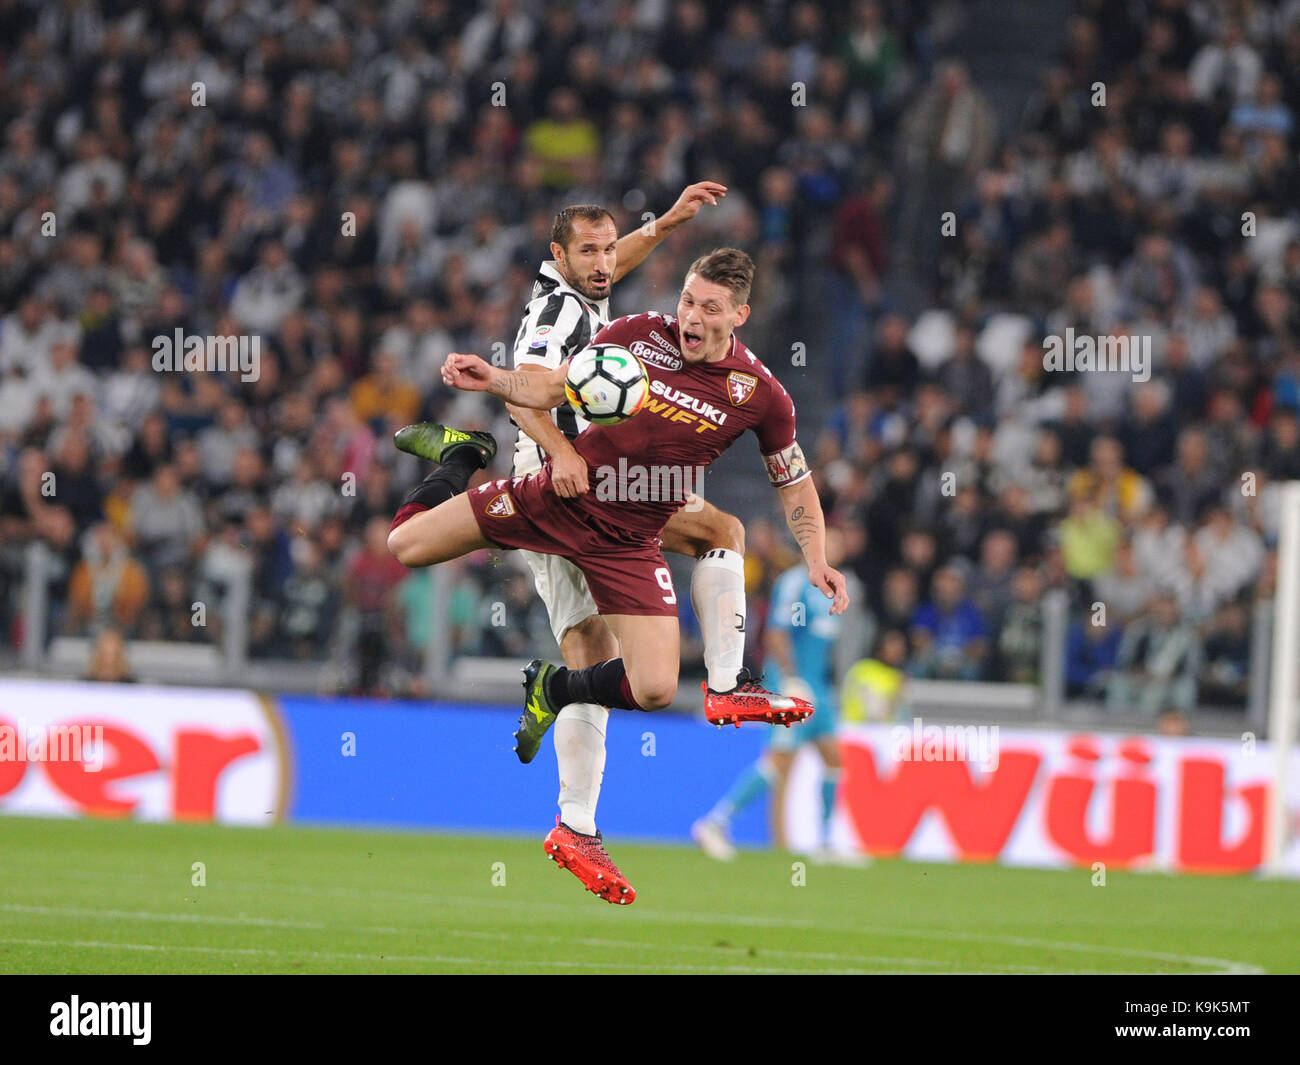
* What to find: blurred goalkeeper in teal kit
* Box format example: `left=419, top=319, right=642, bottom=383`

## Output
left=693, top=528, right=863, bottom=859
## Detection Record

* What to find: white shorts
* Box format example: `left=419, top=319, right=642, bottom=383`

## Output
left=521, top=549, right=599, bottom=646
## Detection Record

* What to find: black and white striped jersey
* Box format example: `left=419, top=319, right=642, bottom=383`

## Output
left=510, top=260, right=610, bottom=476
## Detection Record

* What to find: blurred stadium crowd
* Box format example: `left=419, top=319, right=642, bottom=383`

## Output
left=813, top=0, right=1300, bottom=718
left=0, top=0, right=1292, bottom=712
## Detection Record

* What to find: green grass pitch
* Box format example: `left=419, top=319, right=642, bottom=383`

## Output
left=1, top=816, right=1296, bottom=974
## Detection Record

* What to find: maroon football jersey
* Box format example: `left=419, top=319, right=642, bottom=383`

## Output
left=568, top=312, right=810, bottom=538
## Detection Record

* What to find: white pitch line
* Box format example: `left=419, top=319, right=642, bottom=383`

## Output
left=0, top=901, right=1227, bottom=975
left=0, top=903, right=1010, bottom=972
left=0, top=872, right=1267, bottom=974
left=374, top=893, right=1271, bottom=974
left=0, top=902, right=327, bottom=930
left=0, top=937, right=901, bottom=974
left=0, top=936, right=478, bottom=965
left=872, top=927, right=1268, bottom=976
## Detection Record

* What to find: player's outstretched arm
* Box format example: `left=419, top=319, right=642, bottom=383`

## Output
left=777, top=476, right=850, bottom=616
left=442, top=353, right=567, bottom=410
left=611, top=181, right=727, bottom=283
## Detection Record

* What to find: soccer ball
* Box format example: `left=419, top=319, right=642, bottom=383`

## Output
left=564, top=344, right=649, bottom=426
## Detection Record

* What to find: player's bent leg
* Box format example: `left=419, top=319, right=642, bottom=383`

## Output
left=511, top=555, right=615, bottom=764
left=513, top=610, right=619, bottom=765
left=516, top=555, right=622, bottom=829
left=523, top=555, right=681, bottom=726
left=559, top=612, right=620, bottom=669
left=524, top=615, right=679, bottom=722
left=387, top=493, right=492, bottom=567
left=665, top=501, right=751, bottom=695
left=390, top=423, right=496, bottom=538
left=600, top=614, right=680, bottom=710
left=660, top=498, right=744, bottom=558
left=394, top=421, right=497, bottom=467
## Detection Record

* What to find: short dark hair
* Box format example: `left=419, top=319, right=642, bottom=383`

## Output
left=685, top=247, right=755, bottom=306
left=551, top=205, right=616, bottom=251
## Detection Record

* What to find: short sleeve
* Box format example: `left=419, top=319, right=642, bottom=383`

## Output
left=754, top=374, right=810, bottom=488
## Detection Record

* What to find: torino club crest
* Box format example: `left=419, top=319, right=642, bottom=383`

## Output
left=726, top=371, right=757, bottom=406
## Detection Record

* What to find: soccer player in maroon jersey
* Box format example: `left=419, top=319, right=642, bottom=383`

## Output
left=395, top=191, right=765, bottom=767
left=388, top=248, right=849, bottom=902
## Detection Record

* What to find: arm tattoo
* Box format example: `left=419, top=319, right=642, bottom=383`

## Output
left=788, top=503, right=818, bottom=550
left=492, top=370, right=532, bottom=400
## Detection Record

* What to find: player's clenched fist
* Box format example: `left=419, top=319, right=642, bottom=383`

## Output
left=550, top=447, right=589, bottom=498
left=442, top=352, right=493, bottom=391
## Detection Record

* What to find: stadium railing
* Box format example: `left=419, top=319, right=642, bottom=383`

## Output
left=6, top=539, right=1276, bottom=738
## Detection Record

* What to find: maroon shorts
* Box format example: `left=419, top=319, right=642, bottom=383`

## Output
left=466, top=469, right=678, bottom=618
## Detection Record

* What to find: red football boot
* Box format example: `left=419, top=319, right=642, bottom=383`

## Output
left=703, top=667, right=814, bottom=728
left=543, top=817, right=636, bottom=905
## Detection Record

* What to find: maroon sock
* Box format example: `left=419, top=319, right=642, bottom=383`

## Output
left=618, top=673, right=642, bottom=711
left=396, top=451, right=480, bottom=524
left=547, top=659, right=643, bottom=711
left=390, top=502, right=429, bottom=534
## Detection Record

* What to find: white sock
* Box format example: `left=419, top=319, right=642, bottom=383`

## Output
left=691, top=548, right=747, bottom=691
left=555, top=702, right=608, bottom=836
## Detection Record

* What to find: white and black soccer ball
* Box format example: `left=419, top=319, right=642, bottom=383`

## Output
left=564, top=344, right=649, bottom=426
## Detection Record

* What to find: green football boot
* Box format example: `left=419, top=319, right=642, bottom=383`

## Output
left=516, top=658, right=563, bottom=764
left=393, top=421, right=497, bottom=467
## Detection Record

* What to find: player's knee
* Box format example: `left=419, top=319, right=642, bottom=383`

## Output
left=704, top=512, right=745, bottom=556
left=387, top=527, right=420, bottom=567
left=633, top=678, right=677, bottom=712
